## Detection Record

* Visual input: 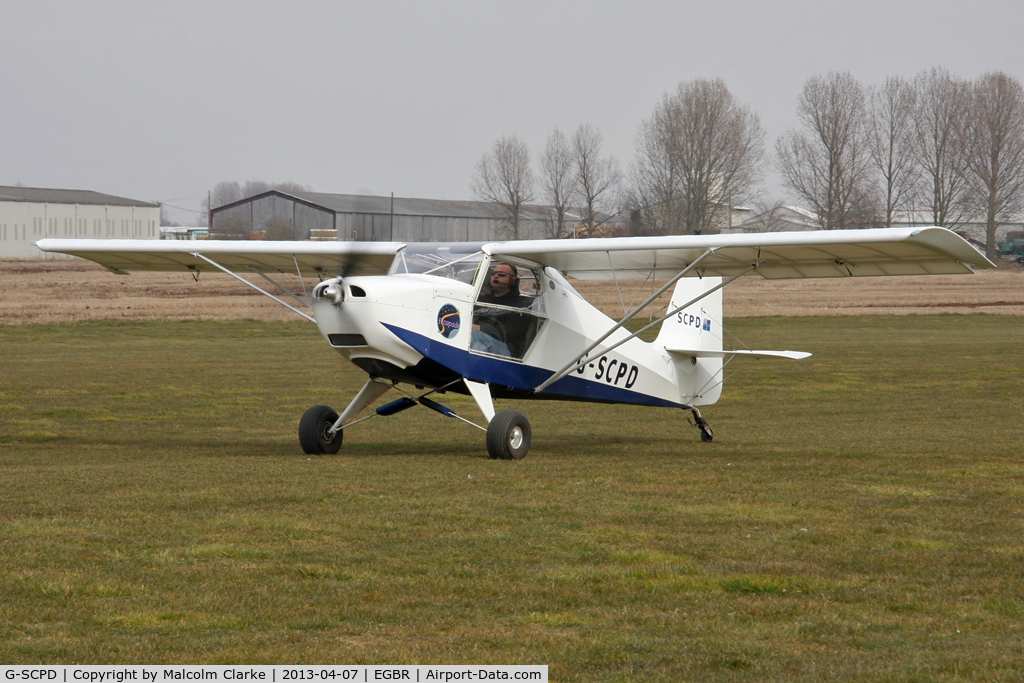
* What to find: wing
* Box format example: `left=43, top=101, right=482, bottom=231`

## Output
left=484, top=227, right=995, bottom=280
left=35, top=239, right=404, bottom=277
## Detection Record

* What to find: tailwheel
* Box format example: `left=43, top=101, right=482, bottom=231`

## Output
left=687, top=407, right=713, bottom=443
left=699, top=421, right=714, bottom=442
left=299, top=405, right=343, bottom=454
left=486, top=409, right=531, bottom=460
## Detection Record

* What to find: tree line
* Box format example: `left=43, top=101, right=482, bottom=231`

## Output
left=473, top=68, right=1024, bottom=259
left=471, top=124, right=622, bottom=241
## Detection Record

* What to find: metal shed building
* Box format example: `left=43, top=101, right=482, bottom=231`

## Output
left=0, top=186, right=160, bottom=258
left=210, top=191, right=560, bottom=242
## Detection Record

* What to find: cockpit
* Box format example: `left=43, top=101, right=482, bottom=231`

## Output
left=388, top=243, right=548, bottom=361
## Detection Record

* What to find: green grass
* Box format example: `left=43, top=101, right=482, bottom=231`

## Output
left=1, top=316, right=1022, bottom=680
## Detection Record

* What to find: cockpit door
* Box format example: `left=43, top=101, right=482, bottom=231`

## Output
left=469, top=258, right=547, bottom=360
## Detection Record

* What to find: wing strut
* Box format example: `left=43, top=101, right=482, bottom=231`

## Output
left=191, top=252, right=317, bottom=323
left=607, top=251, right=627, bottom=316
left=533, top=248, right=715, bottom=393
left=248, top=267, right=312, bottom=310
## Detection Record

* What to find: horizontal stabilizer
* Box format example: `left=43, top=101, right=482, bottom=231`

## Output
left=666, top=347, right=811, bottom=360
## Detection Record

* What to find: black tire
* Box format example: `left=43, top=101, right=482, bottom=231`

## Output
left=486, top=409, right=531, bottom=460
left=299, top=405, right=342, bottom=455
left=693, top=413, right=713, bottom=443
left=698, top=420, right=714, bottom=442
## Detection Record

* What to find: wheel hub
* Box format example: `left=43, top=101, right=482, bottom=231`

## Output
left=509, top=426, right=524, bottom=450
left=321, top=423, right=336, bottom=443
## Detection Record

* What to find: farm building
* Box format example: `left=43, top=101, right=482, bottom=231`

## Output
left=209, top=190, right=577, bottom=242
left=0, top=186, right=160, bottom=258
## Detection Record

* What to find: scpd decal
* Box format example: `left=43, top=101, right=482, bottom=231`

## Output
left=575, top=353, right=639, bottom=388
left=677, top=311, right=712, bottom=332
left=437, top=304, right=460, bottom=339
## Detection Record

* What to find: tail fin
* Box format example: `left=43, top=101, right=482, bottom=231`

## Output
left=654, top=277, right=723, bottom=406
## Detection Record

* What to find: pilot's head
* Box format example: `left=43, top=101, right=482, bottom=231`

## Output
left=489, top=263, right=518, bottom=296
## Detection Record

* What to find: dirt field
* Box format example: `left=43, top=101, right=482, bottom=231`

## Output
left=2, top=257, right=1023, bottom=325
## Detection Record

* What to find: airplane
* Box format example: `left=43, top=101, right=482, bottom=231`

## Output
left=37, top=227, right=993, bottom=460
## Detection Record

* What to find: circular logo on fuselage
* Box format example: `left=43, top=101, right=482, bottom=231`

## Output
left=437, top=304, right=461, bottom=339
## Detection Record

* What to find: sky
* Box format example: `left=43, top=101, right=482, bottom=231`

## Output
left=3, top=0, right=1023, bottom=225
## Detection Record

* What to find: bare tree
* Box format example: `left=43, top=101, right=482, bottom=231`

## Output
left=199, top=181, right=242, bottom=230
left=205, top=181, right=243, bottom=214
left=629, top=96, right=682, bottom=235
left=909, top=67, right=973, bottom=227
left=538, top=127, right=577, bottom=238
left=572, top=124, right=621, bottom=232
left=965, top=72, right=1024, bottom=259
left=631, top=79, right=765, bottom=235
left=867, top=76, right=919, bottom=226
left=471, top=135, right=535, bottom=240
left=159, top=204, right=179, bottom=227
left=776, top=72, right=874, bottom=229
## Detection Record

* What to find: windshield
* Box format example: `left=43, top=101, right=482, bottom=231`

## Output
left=390, top=243, right=486, bottom=284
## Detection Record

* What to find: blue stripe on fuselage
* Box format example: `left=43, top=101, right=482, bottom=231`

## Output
left=381, top=323, right=682, bottom=408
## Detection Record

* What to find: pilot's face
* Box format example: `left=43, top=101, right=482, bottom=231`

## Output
left=490, top=265, right=513, bottom=295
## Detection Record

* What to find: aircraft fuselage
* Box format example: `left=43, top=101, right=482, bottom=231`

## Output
left=310, top=262, right=721, bottom=408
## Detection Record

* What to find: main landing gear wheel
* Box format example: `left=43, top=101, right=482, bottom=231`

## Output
left=299, top=405, right=343, bottom=455
left=486, top=409, right=531, bottom=460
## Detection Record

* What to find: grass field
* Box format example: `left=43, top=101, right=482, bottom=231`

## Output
left=1, top=315, right=1022, bottom=680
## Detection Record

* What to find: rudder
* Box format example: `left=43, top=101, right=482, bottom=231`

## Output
left=654, top=277, right=724, bottom=406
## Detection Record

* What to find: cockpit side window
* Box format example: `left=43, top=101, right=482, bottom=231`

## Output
left=470, top=260, right=547, bottom=359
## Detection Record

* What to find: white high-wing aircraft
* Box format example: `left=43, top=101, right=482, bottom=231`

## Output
left=37, top=227, right=993, bottom=459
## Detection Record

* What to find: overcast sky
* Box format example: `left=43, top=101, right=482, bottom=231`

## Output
left=3, top=0, right=1023, bottom=224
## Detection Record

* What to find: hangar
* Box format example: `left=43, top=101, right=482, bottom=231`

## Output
left=0, top=186, right=160, bottom=259
left=210, top=190, right=568, bottom=242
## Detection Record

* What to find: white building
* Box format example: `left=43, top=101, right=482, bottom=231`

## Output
left=723, top=205, right=821, bottom=233
left=0, top=186, right=160, bottom=258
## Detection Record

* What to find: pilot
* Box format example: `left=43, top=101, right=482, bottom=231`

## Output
left=471, top=262, right=533, bottom=357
